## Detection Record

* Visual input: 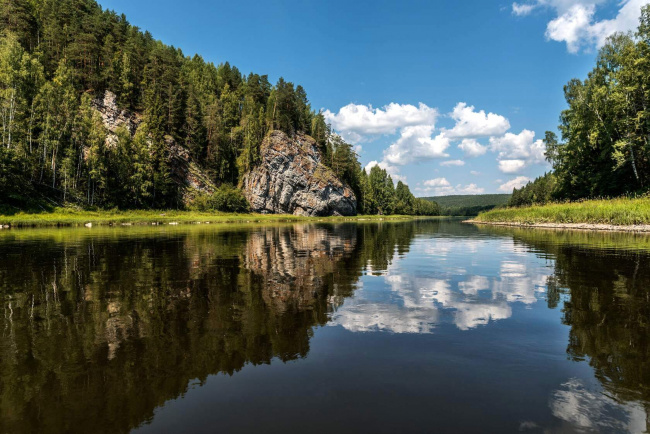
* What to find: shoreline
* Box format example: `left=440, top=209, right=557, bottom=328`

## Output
left=0, top=210, right=433, bottom=229
left=464, top=219, right=650, bottom=233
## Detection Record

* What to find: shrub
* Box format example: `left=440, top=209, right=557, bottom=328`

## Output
left=191, top=185, right=250, bottom=213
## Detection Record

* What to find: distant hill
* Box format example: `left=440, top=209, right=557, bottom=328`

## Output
left=421, top=194, right=511, bottom=216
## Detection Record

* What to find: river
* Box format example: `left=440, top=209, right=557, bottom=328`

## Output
left=0, top=219, right=648, bottom=433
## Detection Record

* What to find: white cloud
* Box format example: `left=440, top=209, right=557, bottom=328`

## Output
left=470, top=170, right=481, bottom=176
left=512, top=2, right=538, bottom=15
left=458, top=138, right=488, bottom=157
left=457, top=183, right=485, bottom=194
left=418, top=178, right=484, bottom=196
left=446, top=103, right=511, bottom=139
left=440, top=159, right=465, bottom=167
left=546, top=3, right=596, bottom=52
left=516, top=0, right=649, bottom=53
left=383, top=126, right=450, bottom=165
left=323, top=102, right=438, bottom=141
left=424, top=177, right=451, bottom=187
left=498, top=159, right=527, bottom=173
left=490, top=129, right=547, bottom=173
left=498, top=176, right=531, bottom=192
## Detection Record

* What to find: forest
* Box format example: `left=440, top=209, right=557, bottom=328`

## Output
left=0, top=0, right=438, bottom=216
left=508, top=6, right=650, bottom=208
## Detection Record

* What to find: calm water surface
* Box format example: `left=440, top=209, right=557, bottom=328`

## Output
left=1, top=219, right=649, bottom=433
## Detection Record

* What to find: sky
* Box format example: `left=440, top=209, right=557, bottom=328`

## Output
left=98, top=0, right=650, bottom=196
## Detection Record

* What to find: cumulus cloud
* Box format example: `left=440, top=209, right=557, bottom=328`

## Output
left=457, top=183, right=485, bottom=194
left=440, top=159, right=465, bottom=167
left=418, top=178, right=484, bottom=196
left=458, top=138, right=488, bottom=157
left=383, top=126, right=450, bottom=165
left=470, top=170, right=481, bottom=176
left=515, top=0, right=649, bottom=53
left=490, top=129, right=547, bottom=173
left=498, top=176, right=531, bottom=192
left=446, top=103, right=511, bottom=139
left=323, top=102, right=438, bottom=142
left=424, top=177, right=451, bottom=187
left=326, top=99, right=553, bottom=187
left=498, top=159, right=527, bottom=173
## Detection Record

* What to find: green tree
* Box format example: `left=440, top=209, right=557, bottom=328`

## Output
left=394, top=181, right=415, bottom=215
left=367, top=165, right=395, bottom=215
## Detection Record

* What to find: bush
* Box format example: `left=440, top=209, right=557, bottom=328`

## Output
left=191, top=185, right=250, bottom=213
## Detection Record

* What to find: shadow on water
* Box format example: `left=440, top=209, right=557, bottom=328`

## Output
left=0, top=219, right=649, bottom=432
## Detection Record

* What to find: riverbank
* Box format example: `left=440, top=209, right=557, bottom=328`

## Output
left=0, top=208, right=424, bottom=228
left=465, top=220, right=650, bottom=233
left=467, top=197, right=650, bottom=232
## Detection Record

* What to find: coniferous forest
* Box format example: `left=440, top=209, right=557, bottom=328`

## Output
left=509, top=6, right=650, bottom=207
left=0, top=0, right=439, bottom=216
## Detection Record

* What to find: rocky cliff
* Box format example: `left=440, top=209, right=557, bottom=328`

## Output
left=91, top=90, right=216, bottom=204
left=242, top=131, right=357, bottom=216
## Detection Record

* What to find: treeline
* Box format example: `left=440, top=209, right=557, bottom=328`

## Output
left=422, top=194, right=511, bottom=216
left=0, top=0, right=439, bottom=216
left=509, top=172, right=556, bottom=207
left=358, top=165, right=439, bottom=216
left=509, top=6, right=650, bottom=207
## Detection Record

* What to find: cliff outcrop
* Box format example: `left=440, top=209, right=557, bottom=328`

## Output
left=91, top=90, right=216, bottom=204
left=242, top=131, right=357, bottom=216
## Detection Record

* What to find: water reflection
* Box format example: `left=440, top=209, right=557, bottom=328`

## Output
left=331, top=236, right=550, bottom=332
left=0, top=221, right=649, bottom=433
left=0, top=224, right=363, bottom=433
left=550, top=378, right=648, bottom=433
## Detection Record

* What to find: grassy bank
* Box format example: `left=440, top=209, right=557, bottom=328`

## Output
left=0, top=208, right=422, bottom=228
left=473, top=197, right=650, bottom=225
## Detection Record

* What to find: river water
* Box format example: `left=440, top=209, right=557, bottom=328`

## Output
left=0, top=219, right=649, bottom=433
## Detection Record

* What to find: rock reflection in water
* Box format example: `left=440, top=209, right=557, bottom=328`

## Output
left=0, top=224, right=359, bottom=434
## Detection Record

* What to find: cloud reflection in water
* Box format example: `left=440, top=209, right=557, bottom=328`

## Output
left=330, top=237, right=551, bottom=333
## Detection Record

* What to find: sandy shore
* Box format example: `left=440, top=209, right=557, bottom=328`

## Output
left=463, top=220, right=650, bottom=233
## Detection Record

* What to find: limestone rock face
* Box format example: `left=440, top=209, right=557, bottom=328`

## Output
left=91, top=90, right=215, bottom=204
left=242, top=131, right=357, bottom=216
left=91, top=90, right=140, bottom=147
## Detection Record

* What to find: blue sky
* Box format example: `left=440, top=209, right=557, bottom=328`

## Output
left=98, top=0, right=649, bottom=196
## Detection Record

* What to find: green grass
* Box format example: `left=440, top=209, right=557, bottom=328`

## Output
left=474, top=197, right=650, bottom=225
left=0, top=208, right=422, bottom=228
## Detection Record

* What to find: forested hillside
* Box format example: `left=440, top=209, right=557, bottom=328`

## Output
left=0, top=0, right=437, bottom=216
left=421, top=194, right=510, bottom=216
left=508, top=6, right=650, bottom=207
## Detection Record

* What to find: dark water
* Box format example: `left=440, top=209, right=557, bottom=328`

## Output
left=1, top=219, right=649, bottom=433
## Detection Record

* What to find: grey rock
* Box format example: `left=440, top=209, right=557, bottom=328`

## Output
left=242, top=131, right=357, bottom=216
